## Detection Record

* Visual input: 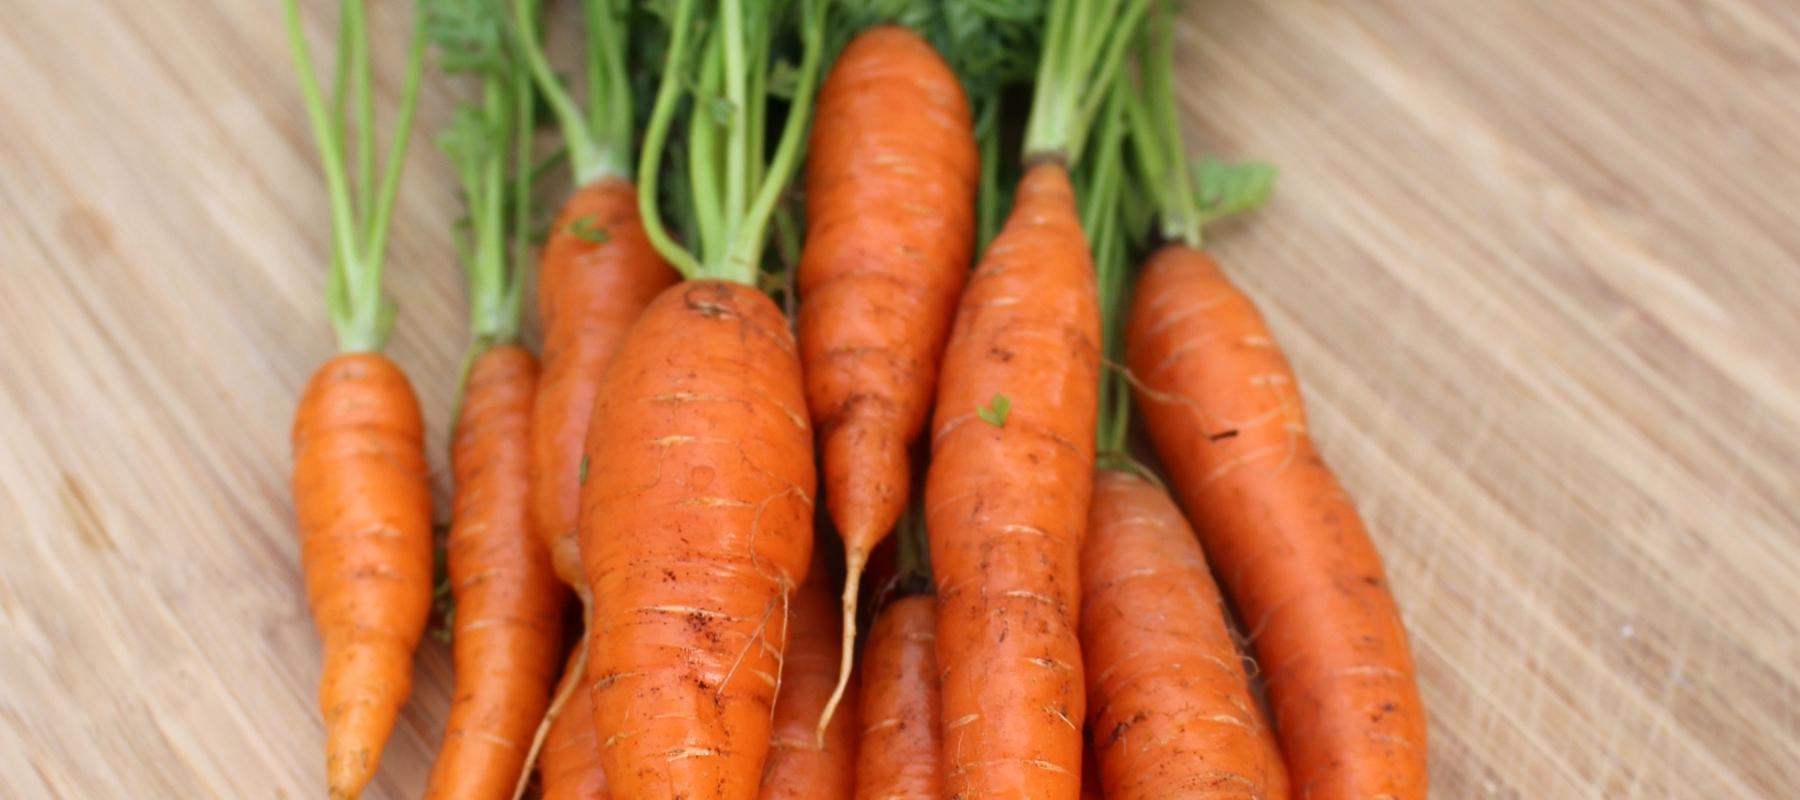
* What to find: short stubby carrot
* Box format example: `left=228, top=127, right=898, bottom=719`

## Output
left=1081, top=469, right=1289, bottom=800
left=424, top=346, right=566, bottom=800
left=855, top=595, right=942, bottom=800
left=292, top=353, right=434, bottom=799
left=925, top=163, right=1100, bottom=798
left=1126, top=245, right=1427, bottom=799
left=531, top=179, right=676, bottom=593
left=760, top=557, right=856, bottom=799
left=541, top=649, right=611, bottom=800
left=579, top=281, right=817, bottom=800
left=797, top=24, right=978, bottom=729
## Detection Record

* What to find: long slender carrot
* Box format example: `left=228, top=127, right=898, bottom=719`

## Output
left=282, top=2, right=428, bottom=796
left=855, top=595, right=942, bottom=800
left=924, top=1, right=1147, bottom=794
left=797, top=23, right=978, bottom=736
left=577, top=4, right=829, bottom=797
left=927, top=161, right=1098, bottom=798
left=540, top=650, right=611, bottom=800
left=1127, top=247, right=1426, bottom=797
left=425, top=348, right=565, bottom=800
left=760, top=555, right=857, bottom=799
left=516, top=0, right=676, bottom=596
left=1122, top=12, right=1426, bottom=796
left=1081, top=470, right=1289, bottom=800
left=421, top=15, right=568, bottom=794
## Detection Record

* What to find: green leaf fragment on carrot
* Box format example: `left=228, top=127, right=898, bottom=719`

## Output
left=568, top=214, right=610, bottom=244
left=977, top=393, right=1012, bottom=427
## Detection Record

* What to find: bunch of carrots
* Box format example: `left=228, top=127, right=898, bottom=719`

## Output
left=280, top=1, right=1427, bottom=798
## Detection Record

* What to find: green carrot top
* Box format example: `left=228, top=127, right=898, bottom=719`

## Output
left=1124, top=3, right=1275, bottom=248
left=1022, top=0, right=1153, bottom=167
left=513, top=0, right=635, bottom=185
left=282, top=0, right=427, bottom=354
left=636, top=0, right=829, bottom=285
left=426, top=0, right=536, bottom=351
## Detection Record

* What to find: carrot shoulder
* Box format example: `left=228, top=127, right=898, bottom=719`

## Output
left=1081, top=469, right=1288, bottom=800
left=759, top=558, right=857, bottom=799
left=855, top=595, right=942, bottom=800
left=579, top=282, right=817, bottom=799
left=531, top=180, right=676, bottom=592
left=541, top=649, right=612, bottom=800
left=423, top=347, right=565, bottom=800
left=293, top=353, right=434, bottom=798
left=1126, top=245, right=1427, bottom=798
left=926, top=163, right=1100, bottom=798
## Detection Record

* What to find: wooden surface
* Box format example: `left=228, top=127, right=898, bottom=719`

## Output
left=2, top=1, right=1797, bottom=797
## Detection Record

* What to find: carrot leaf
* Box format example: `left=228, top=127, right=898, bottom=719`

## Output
left=566, top=214, right=611, bottom=244
left=1192, top=157, right=1277, bottom=225
left=977, top=393, right=1013, bottom=427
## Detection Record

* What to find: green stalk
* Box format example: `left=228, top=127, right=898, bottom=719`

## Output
left=283, top=0, right=422, bottom=353
left=513, top=0, right=629, bottom=184
left=349, top=0, right=375, bottom=243
left=1021, top=0, right=1153, bottom=166
left=637, top=0, right=703, bottom=277
left=1081, top=83, right=1132, bottom=458
left=639, top=0, right=827, bottom=286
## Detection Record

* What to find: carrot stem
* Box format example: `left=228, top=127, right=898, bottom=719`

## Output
left=282, top=0, right=422, bottom=354
left=1022, top=0, right=1152, bottom=165
left=638, top=0, right=825, bottom=285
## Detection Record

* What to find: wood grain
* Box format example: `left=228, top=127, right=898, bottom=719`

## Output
left=1, top=1, right=1796, bottom=797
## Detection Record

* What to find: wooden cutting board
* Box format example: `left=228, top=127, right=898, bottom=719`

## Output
left=3, top=1, right=1796, bottom=797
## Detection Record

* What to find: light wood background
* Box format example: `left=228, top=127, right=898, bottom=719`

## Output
left=3, top=1, right=1797, bottom=797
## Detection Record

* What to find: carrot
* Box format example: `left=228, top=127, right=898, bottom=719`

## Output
left=923, top=1, right=1147, bottom=795
left=425, top=348, right=565, bottom=800
left=515, top=0, right=676, bottom=597
left=1122, top=12, right=1426, bottom=796
left=1127, top=247, right=1426, bottom=797
left=420, top=14, right=569, bottom=795
left=1081, top=471, right=1289, bottom=800
left=760, top=554, right=857, bottom=799
left=282, top=2, right=428, bottom=796
left=576, top=4, right=829, bottom=797
left=540, top=650, right=612, bottom=800
left=855, top=595, right=942, bottom=800
left=798, top=23, right=979, bottom=739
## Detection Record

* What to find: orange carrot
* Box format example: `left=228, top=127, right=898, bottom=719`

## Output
left=579, top=282, right=817, bottom=798
left=854, top=595, right=942, bottom=800
left=540, top=649, right=612, bottom=800
left=798, top=23, right=978, bottom=734
left=423, top=348, right=566, bottom=800
left=282, top=2, right=429, bottom=795
left=531, top=180, right=677, bottom=592
left=926, top=161, right=1100, bottom=798
left=922, top=0, right=1148, bottom=792
left=1127, top=246, right=1427, bottom=798
left=760, top=556, right=857, bottom=799
left=293, top=354, right=434, bottom=799
left=1114, top=7, right=1424, bottom=791
left=1080, top=469, right=1288, bottom=800
left=574, top=4, right=829, bottom=795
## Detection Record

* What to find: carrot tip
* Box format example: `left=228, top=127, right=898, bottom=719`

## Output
left=814, top=552, right=865, bottom=748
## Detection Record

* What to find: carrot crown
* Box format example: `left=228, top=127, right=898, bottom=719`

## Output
left=637, top=0, right=828, bottom=285
left=1125, top=5, right=1275, bottom=247
left=1021, top=0, right=1152, bottom=166
left=281, top=0, right=426, bottom=354
left=427, top=0, right=535, bottom=351
left=513, top=0, right=635, bottom=184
